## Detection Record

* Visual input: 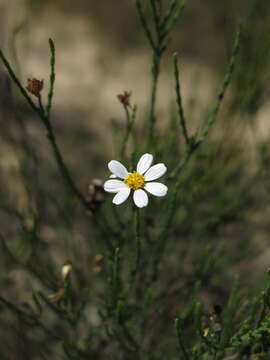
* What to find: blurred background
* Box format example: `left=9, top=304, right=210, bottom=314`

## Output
left=1, top=0, right=270, bottom=145
left=1, top=0, right=269, bottom=144
left=1, top=0, right=270, bottom=358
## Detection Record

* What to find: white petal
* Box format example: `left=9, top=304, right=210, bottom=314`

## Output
left=110, top=174, right=117, bottom=178
left=104, top=180, right=127, bottom=193
left=108, top=160, right=128, bottom=179
left=144, top=182, right=168, bottom=197
left=144, top=163, right=167, bottom=181
left=133, top=189, right=148, bottom=208
left=136, top=153, right=153, bottom=174
left=113, top=188, right=130, bottom=205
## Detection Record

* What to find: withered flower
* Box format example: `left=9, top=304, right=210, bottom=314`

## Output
left=61, top=260, right=73, bottom=282
left=48, top=287, right=65, bottom=303
left=203, top=304, right=222, bottom=338
left=86, top=179, right=106, bottom=213
left=209, top=304, right=222, bottom=333
left=117, top=91, right=132, bottom=107
left=26, top=78, right=44, bottom=97
left=48, top=261, right=73, bottom=303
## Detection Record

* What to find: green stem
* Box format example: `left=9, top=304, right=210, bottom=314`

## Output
left=175, top=318, right=190, bottom=360
left=150, top=0, right=161, bottom=41
left=161, top=0, right=178, bottom=30
left=46, top=38, right=55, bottom=119
left=135, top=0, right=156, bottom=51
left=147, top=53, right=161, bottom=149
left=37, top=94, right=45, bottom=117
left=129, top=208, right=141, bottom=287
left=199, top=28, right=242, bottom=141
left=169, top=28, right=241, bottom=181
left=173, top=52, right=189, bottom=145
left=120, top=105, right=137, bottom=160
left=112, top=247, right=121, bottom=294
left=151, top=150, right=191, bottom=282
left=0, top=40, right=116, bottom=253
left=43, top=119, right=90, bottom=209
left=0, top=49, right=41, bottom=117
left=135, top=208, right=141, bottom=274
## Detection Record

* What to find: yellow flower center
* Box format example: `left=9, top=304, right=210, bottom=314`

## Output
left=124, top=172, right=145, bottom=190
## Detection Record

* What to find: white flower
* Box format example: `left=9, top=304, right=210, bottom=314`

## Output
left=104, top=153, right=168, bottom=208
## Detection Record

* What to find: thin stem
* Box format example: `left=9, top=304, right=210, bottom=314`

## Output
left=161, top=0, right=178, bottom=30
left=164, top=0, right=186, bottom=34
left=175, top=318, right=190, bottom=360
left=46, top=38, right=55, bottom=119
left=168, top=140, right=197, bottom=180
left=1, top=40, right=95, bottom=213
left=135, top=0, right=156, bottom=51
left=120, top=105, right=137, bottom=160
left=152, top=150, right=191, bottom=281
left=147, top=53, right=161, bottom=149
left=135, top=208, right=141, bottom=274
left=170, top=28, right=241, bottom=181
left=0, top=40, right=117, bottom=253
left=150, top=0, right=161, bottom=41
left=37, top=94, right=45, bottom=115
left=112, top=248, right=120, bottom=290
left=43, top=120, right=89, bottom=208
left=0, top=49, right=41, bottom=117
left=173, top=52, right=189, bottom=145
left=129, top=207, right=141, bottom=287
left=199, top=28, right=242, bottom=141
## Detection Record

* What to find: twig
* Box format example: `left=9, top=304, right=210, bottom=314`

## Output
left=199, top=28, right=242, bottom=141
left=120, top=105, right=137, bottom=160
left=173, top=52, right=189, bottom=145
left=0, top=49, right=41, bottom=116
left=175, top=317, right=190, bottom=360
left=46, top=38, right=55, bottom=119
left=135, top=0, right=156, bottom=51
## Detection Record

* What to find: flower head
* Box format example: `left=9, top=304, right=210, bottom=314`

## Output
left=117, top=91, right=132, bottom=107
left=104, top=153, right=168, bottom=208
left=26, top=78, right=44, bottom=97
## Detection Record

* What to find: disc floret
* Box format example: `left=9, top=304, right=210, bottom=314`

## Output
left=124, top=172, right=145, bottom=190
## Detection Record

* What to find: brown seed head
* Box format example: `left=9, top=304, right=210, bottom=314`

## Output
left=48, top=287, right=65, bottom=303
left=86, top=179, right=105, bottom=213
left=117, top=91, right=132, bottom=107
left=26, top=78, right=44, bottom=97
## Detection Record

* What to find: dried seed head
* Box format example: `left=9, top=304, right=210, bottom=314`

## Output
left=48, top=287, right=65, bottom=303
left=117, top=91, right=132, bottom=107
left=209, top=304, right=222, bottom=333
left=26, top=78, right=44, bottom=97
left=93, top=254, right=104, bottom=273
left=86, top=179, right=106, bottom=213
